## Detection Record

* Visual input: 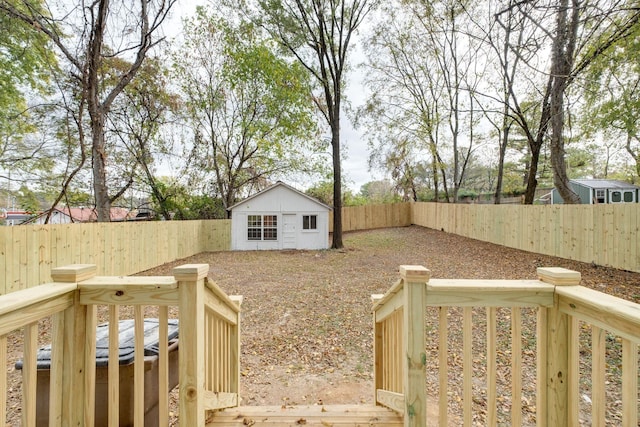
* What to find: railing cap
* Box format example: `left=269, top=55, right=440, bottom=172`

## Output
left=51, top=264, right=97, bottom=282
left=399, top=265, right=431, bottom=283
left=537, top=267, right=581, bottom=286
left=173, top=264, right=210, bottom=282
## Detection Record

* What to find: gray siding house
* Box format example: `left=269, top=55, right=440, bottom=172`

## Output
left=551, top=179, right=640, bottom=204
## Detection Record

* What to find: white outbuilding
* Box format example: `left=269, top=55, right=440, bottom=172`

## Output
left=229, top=181, right=331, bottom=251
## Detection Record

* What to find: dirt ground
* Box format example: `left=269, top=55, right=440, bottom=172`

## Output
left=146, top=225, right=640, bottom=425
left=5, top=225, right=640, bottom=425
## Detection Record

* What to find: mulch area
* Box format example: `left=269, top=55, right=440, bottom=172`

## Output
left=4, top=225, right=639, bottom=425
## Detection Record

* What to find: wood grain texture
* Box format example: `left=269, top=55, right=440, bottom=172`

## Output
left=206, top=404, right=403, bottom=426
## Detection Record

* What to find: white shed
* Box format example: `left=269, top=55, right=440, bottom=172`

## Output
left=229, top=182, right=331, bottom=251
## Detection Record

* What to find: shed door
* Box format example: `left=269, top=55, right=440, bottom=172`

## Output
left=283, top=214, right=297, bottom=249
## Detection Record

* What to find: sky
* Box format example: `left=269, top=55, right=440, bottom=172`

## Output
left=167, top=2, right=377, bottom=194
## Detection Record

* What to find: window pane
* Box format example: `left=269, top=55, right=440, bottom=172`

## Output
left=624, top=191, right=634, bottom=203
left=264, top=215, right=277, bottom=227
left=248, top=215, right=262, bottom=227
left=247, top=228, right=261, bottom=240
left=611, top=191, right=622, bottom=202
left=263, top=228, right=277, bottom=240
left=303, top=215, right=317, bottom=230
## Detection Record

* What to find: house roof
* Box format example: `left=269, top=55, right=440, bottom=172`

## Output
left=571, top=179, right=640, bottom=190
left=228, top=181, right=332, bottom=211
left=24, top=206, right=134, bottom=223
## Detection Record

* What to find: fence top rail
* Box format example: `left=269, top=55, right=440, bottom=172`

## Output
left=205, top=279, right=241, bottom=314
left=79, top=276, right=178, bottom=288
left=557, top=285, right=640, bottom=343
left=0, top=282, right=77, bottom=335
left=426, top=279, right=556, bottom=308
left=0, top=282, right=77, bottom=317
left=371, top=279, right=403, bottom=312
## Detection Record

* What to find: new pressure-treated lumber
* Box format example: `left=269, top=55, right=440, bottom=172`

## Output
left=411, top=202, right=640, bottom=273
left=0, top=220, right=231, bottom=294
left=206, top=404, right=404, bottom=426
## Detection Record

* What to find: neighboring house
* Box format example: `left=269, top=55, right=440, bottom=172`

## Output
left=551, top=179, right=640, bottom=204
left=1, top=210, right=35, bottom=226
left=229, top=181, right=331, bottom=251
left=25, top=207, right=135, bottom=224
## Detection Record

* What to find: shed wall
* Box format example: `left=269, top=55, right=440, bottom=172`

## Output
left=230, top=185, right=330, bottom=251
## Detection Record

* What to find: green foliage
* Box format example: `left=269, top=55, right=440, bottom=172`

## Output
left=174, top=7, right=326, bottom=208
left=305, top=180, right=365, bottom=207
left=359, top=180, right=401, bottom=204
left=16, top=185, right=41, bottom=213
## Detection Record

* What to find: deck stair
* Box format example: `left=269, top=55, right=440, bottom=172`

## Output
left=206, top=404, right=403, bottom=426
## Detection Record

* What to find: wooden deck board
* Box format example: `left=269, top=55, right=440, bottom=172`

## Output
left=206, top=404, right=403, bottom=426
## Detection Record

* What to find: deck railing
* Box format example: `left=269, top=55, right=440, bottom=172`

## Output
left=0, top=263, right=241, bottom=426
left=372, top=265, right=640, bottom=427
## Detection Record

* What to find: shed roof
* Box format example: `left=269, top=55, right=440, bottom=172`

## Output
left=228, top=181, right=332, bottom=211
left=571, top=179, right=640, bottom=190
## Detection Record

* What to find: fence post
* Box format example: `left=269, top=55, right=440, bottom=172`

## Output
left=536, top=267, right=581, bottom=427
left=175, top=263, right=209, bottom=426
left=399, top=265, right=430, bottom=427
left=50, top=264, right=97, bottom=427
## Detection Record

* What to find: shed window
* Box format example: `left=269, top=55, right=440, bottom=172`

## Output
left=303, top=215, right=317, bottom=230
left=595, top=189, right=605, bottom=203
left=247, top=215, right=278, bottom=241
left=247, top=215, right=262, bottom=240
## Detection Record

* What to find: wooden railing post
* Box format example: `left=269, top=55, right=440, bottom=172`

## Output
left=536, top=267, right=581, bottom=427
left=175, top=264, right=209, bottom=426
left=399, top=265, right=430, bottom=427
left=50, top=264, right=97, bottom=427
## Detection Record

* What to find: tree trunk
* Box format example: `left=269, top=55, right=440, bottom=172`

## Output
left=494, top=124, right=509, bottom=204
left=331, top=119, right=343, bottom=249
left=523, top=76, right=553, bottom=204
left=90, top=103, right=111, bottom=221
left=549, top=0, right=581, bottom=204
left=523, top=144, right=541, bottom=204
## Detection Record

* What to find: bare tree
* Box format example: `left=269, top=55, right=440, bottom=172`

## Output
left=0, top=0, right=177, bottom=220
left=254, top=0, right=376, bottom=248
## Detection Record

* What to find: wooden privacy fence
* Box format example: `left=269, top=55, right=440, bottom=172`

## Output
left=330, top=203, right=412, bottom=233
left=0, top=220, right=230, bottom=295
left=412, top=202, right=640, bottom=273
left=0, top=263, right=241, bottom=426
left=372, top=265, right=640, bottom=426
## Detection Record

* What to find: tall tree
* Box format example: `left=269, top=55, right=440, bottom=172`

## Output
left=358, top=6, right=446, bottom=202
left=582, top=15, right=640, bottom=179
left=107, top=58, right=179, bottom=220
left=0, top=0, right=177, bottom=220
left=542, top=0, right=640, bottom=203
left=173, top=8, right=323, bottom=216
left=0, top=0, right=57, bottom=184
left=253, top=0, right=376, bottom=248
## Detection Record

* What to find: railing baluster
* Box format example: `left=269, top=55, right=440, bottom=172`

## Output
left=591, top=325, right=606, bottom=427
left=511, top=307, right=522, bottom=426
left=568, top=316, right=580, bottom=425
left=50, top=312, right=65, bottom=427
left=486, top=307, right=497, bottom=426
left=621, top=339, right=638, bottom=427
left=133, top=306, right=144, bottom=426
left=438, top=307, right=448, bottom=425
left=108, top=305, right=119, bottom=427
left=23, top=323, right=38, bottom=427
left=0, top=335, right=6, bottom=425
left=463, top=307, right=472, bottom=427
left=536, top=306, right=548, bottom=427
left=158, top=305, right=169, bottom=426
